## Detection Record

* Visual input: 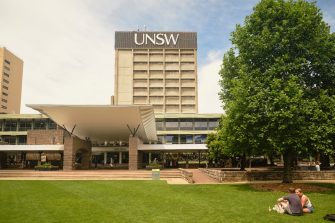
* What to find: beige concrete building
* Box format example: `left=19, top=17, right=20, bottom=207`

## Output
left=0, top=47, right=23, bottom=114
left=114, top=32, right=198, bottom=114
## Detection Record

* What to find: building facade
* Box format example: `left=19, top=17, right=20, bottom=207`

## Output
left=0, top=47, right=23, bottom=114
left=114, top=32, right=198, bottom=114
left=0, top=31, right=223, bottom=170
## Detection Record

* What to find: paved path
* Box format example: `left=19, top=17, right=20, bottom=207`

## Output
left=188, top=169, right=219, bottom=184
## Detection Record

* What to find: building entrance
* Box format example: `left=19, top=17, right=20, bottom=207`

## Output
left=142, top=151, right=207, bottom=169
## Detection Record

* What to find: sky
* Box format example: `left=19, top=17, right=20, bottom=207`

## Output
left=0, top=0, right=334, bottom=114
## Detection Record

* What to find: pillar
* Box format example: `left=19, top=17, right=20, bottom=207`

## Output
left=119, top=151, right=122, bottom=164
left=104, top=152, right=107, bottom=165
left=128, top=136, right=142, bottom=170
left=63, top=135, right=92, bottom=171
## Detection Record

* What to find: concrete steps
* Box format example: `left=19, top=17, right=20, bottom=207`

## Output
left=0, top=169, right=183, bottom=180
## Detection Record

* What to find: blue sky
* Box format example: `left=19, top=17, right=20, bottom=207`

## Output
left=0, top=0, right=334, bottom=114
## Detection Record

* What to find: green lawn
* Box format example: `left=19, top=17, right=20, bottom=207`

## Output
left=0, top=181, right=334, bottom=223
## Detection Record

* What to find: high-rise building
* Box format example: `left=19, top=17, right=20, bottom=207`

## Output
left=114, top=31, right=198, bottom=114
left=0, top=47, right=23, bottom=114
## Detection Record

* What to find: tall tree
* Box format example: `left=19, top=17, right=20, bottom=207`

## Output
left=219, top=0, right=335, bottom=183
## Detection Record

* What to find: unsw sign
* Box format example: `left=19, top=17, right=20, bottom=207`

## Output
left=115, top=31, right=197, bottom=49
left=134, top=33, right=179, bottom=46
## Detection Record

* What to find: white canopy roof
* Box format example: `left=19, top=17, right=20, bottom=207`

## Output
left=27, top=105, right=157, bottom=143
left=0, top=145, right=64, bottom=151
left=138, top=144, right=207, bottom=151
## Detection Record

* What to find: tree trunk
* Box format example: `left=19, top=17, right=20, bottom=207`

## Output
left=240, top=153, right=246, bottom=171
left=282, top=150, right=294, bottom=183
left=320, top=153, right=330, bottom=169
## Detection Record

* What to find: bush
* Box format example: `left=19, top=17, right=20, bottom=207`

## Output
left=146, top=163, right=163, bottom=169
left=34, top=162, right=59, bottom=171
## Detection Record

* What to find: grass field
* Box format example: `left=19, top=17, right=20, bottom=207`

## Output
left=0, top=181, right=334, bottom=223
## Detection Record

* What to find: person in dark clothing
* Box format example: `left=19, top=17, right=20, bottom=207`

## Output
left=277, top=187, right=303, bottom=216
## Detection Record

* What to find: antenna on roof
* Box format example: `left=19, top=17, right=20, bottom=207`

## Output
left=137, top=25, right=140, bottom=31
left=144, top=25, right=147, bottom=31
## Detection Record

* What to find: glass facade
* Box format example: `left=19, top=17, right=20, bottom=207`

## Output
left=18, top=120, right=32, bottom=131
left=180, top=135, right=193, bottom=144
left=0, top=116, right=220, bottom=145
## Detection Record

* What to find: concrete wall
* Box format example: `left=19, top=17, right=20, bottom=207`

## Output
left=200, top=169, right=335, bottom=182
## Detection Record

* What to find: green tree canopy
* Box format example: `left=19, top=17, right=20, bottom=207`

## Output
left=219, top=0, right=335, bottom=183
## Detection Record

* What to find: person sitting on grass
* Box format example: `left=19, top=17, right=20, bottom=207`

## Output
left=295, top=188, right=314, bottom=213
left=277, top=187, right=303, bottom=216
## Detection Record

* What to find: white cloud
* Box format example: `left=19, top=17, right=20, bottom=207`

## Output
left=198, top=51, right=224, bottom=114
left=0, top=0, right=118, bottom=113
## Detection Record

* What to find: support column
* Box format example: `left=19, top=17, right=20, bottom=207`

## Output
left=104, top=152, right=107, bottom=165
left=149, top=152, right=152, bottom=164
left=63, top=135, right=92, bottom=171
left=119, top=151, right=122, bottom=164
left=128, top=136, right=142, bottom=170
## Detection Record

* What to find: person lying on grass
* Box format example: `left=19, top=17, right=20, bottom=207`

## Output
left=276, top=187, right=303, bottom=216
left=295, top=188, right=314, bottom=213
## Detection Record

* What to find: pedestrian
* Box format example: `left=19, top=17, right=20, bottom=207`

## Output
left=315, top=161, right=320, bottom=171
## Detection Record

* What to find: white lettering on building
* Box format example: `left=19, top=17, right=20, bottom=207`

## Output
left=134, top=33, right=179, bottom=46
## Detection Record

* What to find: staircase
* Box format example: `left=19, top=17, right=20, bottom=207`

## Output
left=0, top=169, right=183, bottom=180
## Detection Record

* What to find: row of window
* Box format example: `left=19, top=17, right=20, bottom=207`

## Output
left=1, top=135, right=26, bottom=145
left=0, top=134, right=208, bottom=145
left=157, top=134, right=207, bottom=144
left=0, top=119, right=58, bottom=131
left=156, top=119, right=219, bottom=131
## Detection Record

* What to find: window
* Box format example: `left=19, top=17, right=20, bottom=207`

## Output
left=18, top=136, right=27, bottom=144
left=19, top=120, right=32, bottom=131
left=1, top=105, right=7, bottom=109
left=1, top=98, right=7, bottom=103
left=4, top=66, right=10, bottom=71
left=180, top=135, right=193, bottom=144
left=47, top=120, right=57, bottom=129
left=3, top=136, right=16, bottom=144
left=157, top=135, right=164, bottom=144
left=165, top=119, right=179, bottom=130
left=208, top=119, right=219, bottom=130
left=194, top=119, right=208, bottom=130
left=155, top=120, right=164, bottom=131
left=2, top=85, right=8, bottom=90
left=34, top=119, right=47, bottom=130
left=194, top=134, right=207, bottom=144
left=2, top=92, right=8, bottom=96
left=4, top=59, right=10, bottom=65
left=165, top=135, right=178, bottom=144
left=3, top=73, right=9, bottom=78
left=4, top=120, right=17, bottom=131
left=180, top=119, right=193, bottom=130
left=3, top=79, right=9, bottom=84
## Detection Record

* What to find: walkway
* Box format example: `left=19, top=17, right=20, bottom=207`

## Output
left=188, top=169, right=219, bottom=184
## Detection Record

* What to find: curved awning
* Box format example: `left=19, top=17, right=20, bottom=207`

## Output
left=27, top=104, right=157, bottom=143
